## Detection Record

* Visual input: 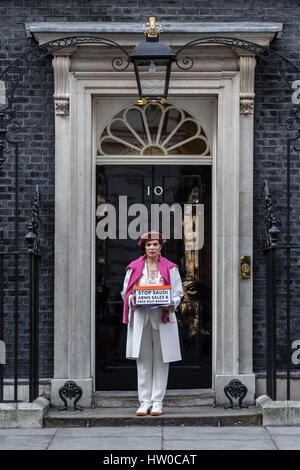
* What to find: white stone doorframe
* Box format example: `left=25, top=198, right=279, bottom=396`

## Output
left=26, top=22, right=281, bottom=406
left=49, top=65, right=257, bottom=407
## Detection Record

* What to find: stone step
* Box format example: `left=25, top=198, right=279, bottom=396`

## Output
left=92, top=389, right=216, bottom=408
left=44, top=406, right=262, bottom=427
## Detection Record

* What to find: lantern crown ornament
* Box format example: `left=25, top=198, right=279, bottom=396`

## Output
left=143, top=17, right=162, bottom=38
left=130, top=17, right=175, bottom=105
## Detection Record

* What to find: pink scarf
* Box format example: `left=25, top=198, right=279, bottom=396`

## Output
left=122, top=254, right=178, bottom=324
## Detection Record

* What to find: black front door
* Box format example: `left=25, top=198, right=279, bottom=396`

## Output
left=95, top=165, right=212, bottom=390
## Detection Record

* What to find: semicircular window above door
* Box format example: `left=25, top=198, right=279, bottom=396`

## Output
left=97, top=102, right=210, bottom=156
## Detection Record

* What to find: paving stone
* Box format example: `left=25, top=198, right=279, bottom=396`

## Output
left=163, top=439, right=277, bottom=450
left=47, top=436, right=162, bottom=450
left=266, top=436, right=300, bottom=450
left=0, top=436, right=52, bottom=450
left=0, top=428, right=57, bottom=436
left=266, top=427, right=300, bottom=449
left=55, top=426, right=162, bottom=437
left=163, top=425, right=270, bottom=440
left=1, top=425, right=300, bottom=450
left=267, top=426, right=300, bottom=436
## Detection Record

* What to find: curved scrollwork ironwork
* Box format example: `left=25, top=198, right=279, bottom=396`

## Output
left=0, top=35, right=131, bottom=130
left=58, top=380, right=83, bottom=411
left=175, top=36, right=300, bottom=90
left=224, top=379, right=248, bottom=409
left=111, top=56, right=130, bottom=72
left=0, top=35, right=131, bottom=175
left=175, top=55, right=193, bottom=71
left=0, top=34, right=299, bottom=142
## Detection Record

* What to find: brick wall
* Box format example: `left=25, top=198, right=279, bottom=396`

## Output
left=0, top=0, right=300, bottom=378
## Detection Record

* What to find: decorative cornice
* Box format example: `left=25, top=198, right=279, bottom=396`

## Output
left=239, top=56, right=256, bottom=115
left=52, top=56, right=70, bottom=116
left=25, top=21, right=283, bottom=36
left=25, top=22, right=282, bottom=47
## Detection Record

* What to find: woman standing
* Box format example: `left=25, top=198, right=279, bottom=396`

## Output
left=121, top=231, right=184, bottom=416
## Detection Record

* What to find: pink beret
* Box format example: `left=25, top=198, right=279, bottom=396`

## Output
left=138, top=231, right=166, bottom=246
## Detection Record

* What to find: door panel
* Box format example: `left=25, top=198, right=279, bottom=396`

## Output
left=95, top=165, right=212, bottom=390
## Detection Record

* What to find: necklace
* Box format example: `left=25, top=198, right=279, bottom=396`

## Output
left=146, top=261, right=159, bottom=280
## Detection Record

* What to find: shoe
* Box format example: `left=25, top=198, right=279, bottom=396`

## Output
left=136, top=403, right=151, bottom=416
left=150, top=402, right=163, bottom=416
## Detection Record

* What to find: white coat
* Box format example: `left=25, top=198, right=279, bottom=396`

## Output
left=121, top=264, right=184, bottom=363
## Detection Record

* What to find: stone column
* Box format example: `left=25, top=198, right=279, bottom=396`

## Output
left=51, top=53, right=92, bottom=407
left=239, top=55, right=256, bottom=376
left=214, top=73, right=240, bottom=403
left=215, top=57, right=257, bottom=405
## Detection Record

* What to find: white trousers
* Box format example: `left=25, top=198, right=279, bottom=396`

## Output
left=136, top=316, right=169, bottom=406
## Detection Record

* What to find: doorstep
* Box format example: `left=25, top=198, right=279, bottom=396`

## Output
left=44, top=405, right=262, bottom=427
left=92, top=389, right=215, bottom=408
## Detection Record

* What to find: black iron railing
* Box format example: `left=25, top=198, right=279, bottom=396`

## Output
left=264, top=179, right=300, bottom=400
left=0, top=187, right=40, bottom=403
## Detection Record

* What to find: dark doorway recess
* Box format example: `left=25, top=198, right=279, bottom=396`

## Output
left=95, top=165, right=212, bottom=390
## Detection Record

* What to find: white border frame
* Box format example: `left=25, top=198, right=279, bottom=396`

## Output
left=53, top=70, right=241, bottom=400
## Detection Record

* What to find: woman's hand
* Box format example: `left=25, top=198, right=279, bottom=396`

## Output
left=130, top=296, right=137, bottom=308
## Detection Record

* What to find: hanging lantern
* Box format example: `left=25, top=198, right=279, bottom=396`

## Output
left=130, top=17, right=175, bottom=105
